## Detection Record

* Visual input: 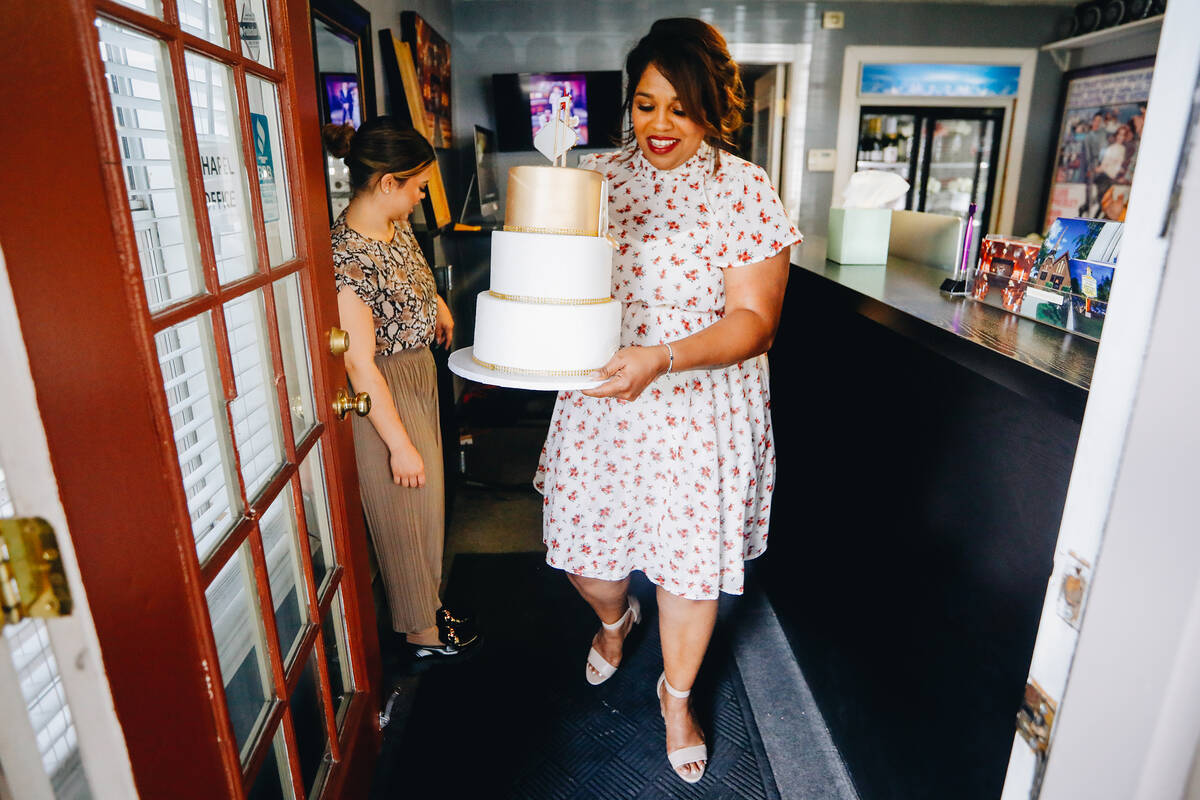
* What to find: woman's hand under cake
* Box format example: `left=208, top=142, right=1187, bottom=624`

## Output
left=583, top=344, right=671, bottom=401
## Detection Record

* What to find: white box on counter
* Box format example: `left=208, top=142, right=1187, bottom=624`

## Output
left=826, top=208, right=892, bottom=264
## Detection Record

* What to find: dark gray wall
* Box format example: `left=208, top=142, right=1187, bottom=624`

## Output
left=450, top=1, right=1064, bottom=238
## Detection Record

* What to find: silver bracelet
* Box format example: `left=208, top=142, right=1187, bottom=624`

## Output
left=663, top=341, right=674, bottom=374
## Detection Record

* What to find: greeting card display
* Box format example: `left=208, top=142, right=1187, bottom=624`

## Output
left=970, top=217, right=1121, bottom=341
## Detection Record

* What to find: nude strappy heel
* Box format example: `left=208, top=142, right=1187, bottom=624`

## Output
left=656, top=673, right=708, bottom=784
left=584, top=595, right=641, bottom=685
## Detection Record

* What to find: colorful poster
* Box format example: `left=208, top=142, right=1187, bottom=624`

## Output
left=401, top=12, right=452, bottom=148
left=1043, top=57, right=1154, bottom=234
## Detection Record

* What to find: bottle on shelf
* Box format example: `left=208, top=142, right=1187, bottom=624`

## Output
left=858, top=117, right=874, bottom=163
left=883, top=117, right=900, bottom=164
left=870, top=118, right=884, bottom=162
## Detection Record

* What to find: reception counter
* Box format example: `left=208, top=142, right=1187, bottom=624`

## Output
left=762, top=239, right=1089, bottom=800
left=788, top=237, right=1097, bottom=421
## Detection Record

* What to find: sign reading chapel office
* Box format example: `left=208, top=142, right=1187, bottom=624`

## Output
left=200, top=153, right=239, bottom=209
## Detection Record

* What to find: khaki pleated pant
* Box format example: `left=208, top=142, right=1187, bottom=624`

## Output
left=350, top=346, right=443, bottom=633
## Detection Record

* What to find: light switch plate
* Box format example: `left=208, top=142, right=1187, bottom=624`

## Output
left=822, top=11, right=844, bottom=29
left=807, top=149, right=837, bottom=172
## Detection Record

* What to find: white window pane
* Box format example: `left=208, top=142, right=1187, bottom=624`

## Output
left=178, top=0, right=228, bottom=47
left=238, top=0, right=275, bottom=70
left=97, top=19, right=203, bottom=313
left=248, top=726, right=296, bottom=800
left=260, top=489, right=309, bottom=667
left=3, top=620, right=90, bottom=799
left=321, top=588, right=354, bottom=729
left=224, top=291, right=285, bottom=500
left=110, top=0, right=161, bottom=17
left=298, top=444, right=337, bottom=592
left=155, top=314, right=242, bottom=561
left=273, top=274, right=316, bottom=442
left=205, top=544, right=273, bottom=760
left=185, top=52, right=258, bottom=285
left=246, top=77, right=295, bottom=265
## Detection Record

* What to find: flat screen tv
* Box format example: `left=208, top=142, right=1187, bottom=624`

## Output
left=492, top=71, right=623, bottom=152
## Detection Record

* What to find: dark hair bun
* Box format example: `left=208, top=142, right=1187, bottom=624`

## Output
left=322, top=123, right=356, bottom=158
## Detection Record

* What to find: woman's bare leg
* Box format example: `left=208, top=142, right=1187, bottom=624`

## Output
left=567, top=573, right=636, bottom=681
left=657, top=585, right=718, bottom=780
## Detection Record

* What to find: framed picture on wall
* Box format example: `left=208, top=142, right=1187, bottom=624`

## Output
left=1042, top=56, right=1155, bottom=234
left=321, top=73, right=362, bottom=128
left=400, top=11, right=452, bottom=148
left=379, top=30, right=453, bottom=231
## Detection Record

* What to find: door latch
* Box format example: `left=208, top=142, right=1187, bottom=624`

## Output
left=1016, top=678, right=1056, bottom=756
left=0, top=517, right=72, bottom=628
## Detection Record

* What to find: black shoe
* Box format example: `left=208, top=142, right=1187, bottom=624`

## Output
left=405, top=620, right=481, bottom=666
left=437, top=604, right=474, bottom=629
left=436, top=605, right=477, bottom=640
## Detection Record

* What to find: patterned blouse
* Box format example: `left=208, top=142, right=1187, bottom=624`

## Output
left=331, top=210, right=438, bottom=354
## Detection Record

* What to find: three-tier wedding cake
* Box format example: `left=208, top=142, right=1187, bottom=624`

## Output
left=449, top=93, right=619, bottom=389
left=470, top=166, right=618, bottom=377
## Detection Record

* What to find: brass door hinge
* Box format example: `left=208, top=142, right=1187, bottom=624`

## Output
left=1, top=517, right=72, bottom=628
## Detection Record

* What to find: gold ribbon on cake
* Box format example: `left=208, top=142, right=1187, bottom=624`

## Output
left=472, top=355, right=603, bottom=378
left=486, top=290, right=613, bottom=306
left=505, top=166, right=603, bottom=236
left=502, top=223, right=598, bottom=238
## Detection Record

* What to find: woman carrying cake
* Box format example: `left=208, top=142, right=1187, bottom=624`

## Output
left=323, top=118, right=478, bottom=664
left=534, top=18, right=801, bottom=785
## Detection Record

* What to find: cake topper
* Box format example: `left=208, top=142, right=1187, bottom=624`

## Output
left=533, top=92, right=580, bottom=167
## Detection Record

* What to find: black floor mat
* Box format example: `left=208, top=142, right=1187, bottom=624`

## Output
left=372, top=553, right=780, bottom=800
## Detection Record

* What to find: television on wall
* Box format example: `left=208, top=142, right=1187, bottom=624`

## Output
left=492, top=71, right=623, bottom=152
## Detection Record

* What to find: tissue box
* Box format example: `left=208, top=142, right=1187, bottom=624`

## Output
left=827, top=208, right=892, bottom=264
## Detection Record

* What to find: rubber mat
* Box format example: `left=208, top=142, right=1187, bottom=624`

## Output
left=372, top=553, right=781, bottom=800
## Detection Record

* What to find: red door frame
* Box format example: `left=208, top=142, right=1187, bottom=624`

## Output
left=0, top=1, right=380, bottom=797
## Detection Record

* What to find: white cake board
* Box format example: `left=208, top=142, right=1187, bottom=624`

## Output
left=447, top=347, right=606, bottom=391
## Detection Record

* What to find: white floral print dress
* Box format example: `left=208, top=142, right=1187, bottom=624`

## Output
left=534, top=142, right=802, bottom=600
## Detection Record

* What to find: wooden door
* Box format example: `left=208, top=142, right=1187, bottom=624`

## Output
left=0, top=1, right=380, bottom=798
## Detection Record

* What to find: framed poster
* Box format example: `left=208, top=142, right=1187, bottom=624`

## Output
left=400, top=11, right=452, bottom=148
left=320, top=72, right=362, bottom=128
left=379, top=31, right=453, bottom=231
left=1042, top=56, right=1154, bottom=234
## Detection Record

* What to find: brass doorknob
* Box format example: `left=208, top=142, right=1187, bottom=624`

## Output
left=328, top=327, right=350, bottom=356
left=332, top=388, right=371, bottom=420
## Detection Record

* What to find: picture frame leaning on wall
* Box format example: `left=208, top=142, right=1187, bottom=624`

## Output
left=378, top=29, right=453, bottom=232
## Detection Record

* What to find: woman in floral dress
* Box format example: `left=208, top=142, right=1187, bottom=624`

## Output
left=533, top=18, right=801, bottom=784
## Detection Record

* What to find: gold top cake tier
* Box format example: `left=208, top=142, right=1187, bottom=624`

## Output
left=504, top=166, right=604, bottom=237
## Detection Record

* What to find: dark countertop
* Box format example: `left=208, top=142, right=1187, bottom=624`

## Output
left=788, top=237, right=1097, bottom=421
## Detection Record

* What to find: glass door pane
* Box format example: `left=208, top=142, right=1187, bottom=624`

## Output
left=924, top=118, right=986, bottom=216
left=97, top=19, right=204, bottom=313
left=922, top=112, right=1000, bottom=267
left=185, top=52, right=258, bottom=285
left=155, top=314, right=242, bottom=561
left=205, top=543, right=274, bottom=760
left=224, top=290, right=285, bottom=500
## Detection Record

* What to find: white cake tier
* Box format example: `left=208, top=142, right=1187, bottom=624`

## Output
left=473, top=292, right=621, bottom=374
left=490, top=230, right=614, bottom=302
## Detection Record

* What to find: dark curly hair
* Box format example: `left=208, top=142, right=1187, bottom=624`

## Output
left=619, top=18, right=745, bottom=172
left=320, top=116, right=435, bottom=196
